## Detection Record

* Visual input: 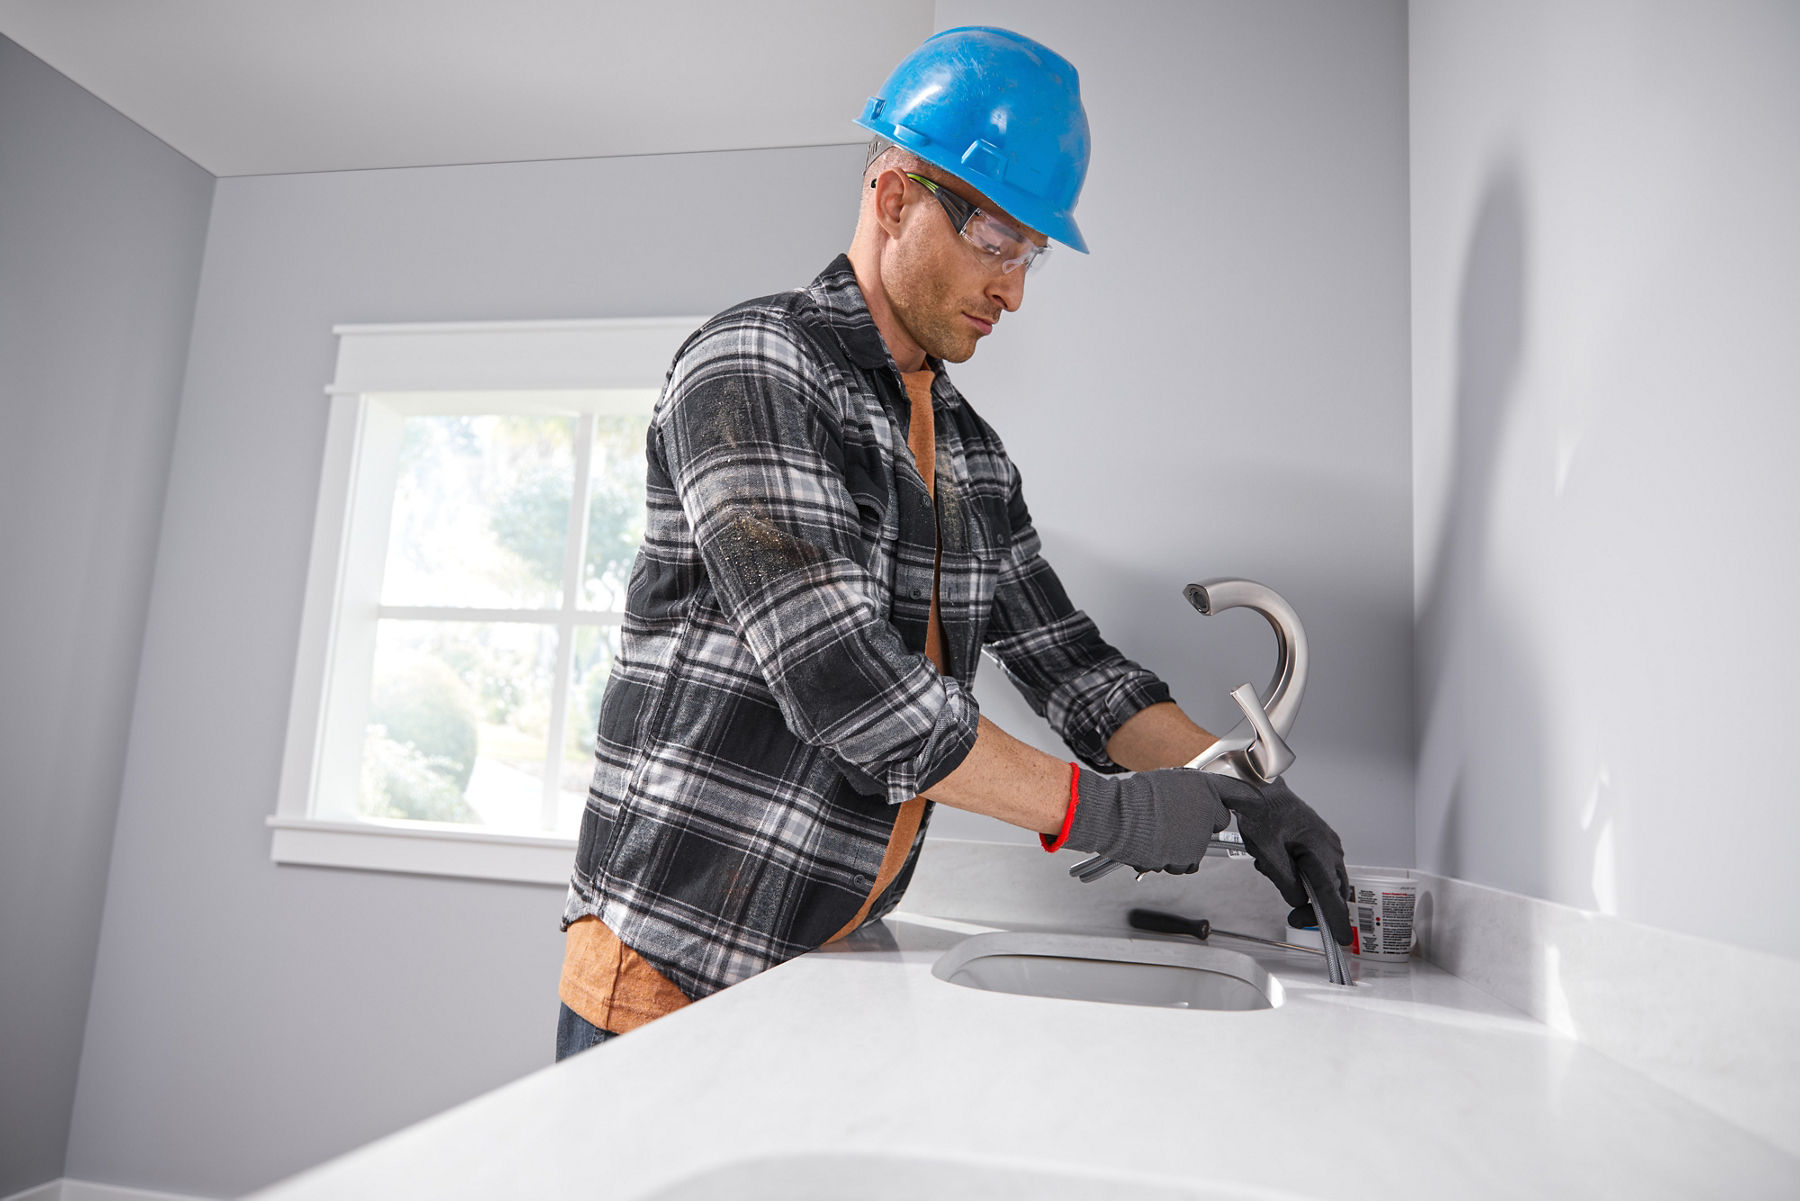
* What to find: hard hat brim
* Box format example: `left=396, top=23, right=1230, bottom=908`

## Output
left=855, top=115, right=1090, bottom=254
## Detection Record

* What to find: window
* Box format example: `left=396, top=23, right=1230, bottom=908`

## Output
left=271, top=318, right=703, bottom=883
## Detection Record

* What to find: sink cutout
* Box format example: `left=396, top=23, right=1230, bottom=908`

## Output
left=934, top=931, right=1281, bottom=1011
left=640, top=1150, right=1291, bottom=1200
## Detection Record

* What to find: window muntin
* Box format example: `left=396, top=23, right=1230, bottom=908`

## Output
left=336, top=400, right=651, bottom=839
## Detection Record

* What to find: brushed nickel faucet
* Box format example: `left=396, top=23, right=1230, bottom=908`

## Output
left=1069, top=577, right=1309, bottom=885
left=1069, top=579, right=1355, bottom=987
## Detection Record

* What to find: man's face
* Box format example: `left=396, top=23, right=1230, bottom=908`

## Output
left=881, top=169, right=1045, bottom=364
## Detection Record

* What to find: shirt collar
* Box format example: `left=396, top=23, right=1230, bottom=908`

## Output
left=807, top=256, right=966, bottom=410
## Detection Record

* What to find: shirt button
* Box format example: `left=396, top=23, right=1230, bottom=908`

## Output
left=910, top=586, right=925, bottom=599
left=852, top=873, right=874, bottom=889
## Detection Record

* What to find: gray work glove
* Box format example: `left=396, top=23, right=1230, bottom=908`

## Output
left=1064, top=768, right=1233, bottom=875
left=1208, top=775, right=1354, bottom=946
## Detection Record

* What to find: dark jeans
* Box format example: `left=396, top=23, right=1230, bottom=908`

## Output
left=556, top=1002, right=618, bottom=1061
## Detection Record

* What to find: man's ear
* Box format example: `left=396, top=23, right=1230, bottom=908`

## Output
left=871, top=170, right=910, bottom=238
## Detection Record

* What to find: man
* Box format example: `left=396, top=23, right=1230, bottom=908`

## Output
left=556, top=26, right=1351, bottom=1059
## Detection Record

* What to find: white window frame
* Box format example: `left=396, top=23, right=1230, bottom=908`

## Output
left=270, top=317, right=704, bottom=885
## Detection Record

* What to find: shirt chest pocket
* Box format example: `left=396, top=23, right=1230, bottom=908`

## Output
left=935, top=441, right=1011, bottom=564
left=932, top=469, right=1009, bottom=657
left=841, top=452, right=899, bottom=570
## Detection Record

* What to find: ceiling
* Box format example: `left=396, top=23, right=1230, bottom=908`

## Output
left=0, top=0, right=934, bottom=176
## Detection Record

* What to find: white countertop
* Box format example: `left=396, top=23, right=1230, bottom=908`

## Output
left=251, top=848, right=1799, bottom=1200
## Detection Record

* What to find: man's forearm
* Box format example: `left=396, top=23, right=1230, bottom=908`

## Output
left=1103, top=701, right=1217, bottom=771
left=924, top=715, right=1071, bottom=833
left=924, top=703, right=1217, bottom=834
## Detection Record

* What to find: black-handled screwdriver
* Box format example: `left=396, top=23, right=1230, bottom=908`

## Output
left=1127, top=907, right=1324, bottom=956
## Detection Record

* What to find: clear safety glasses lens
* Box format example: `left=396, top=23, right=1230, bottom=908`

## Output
left=963, top=210, right=1051, bottom=275
left=907, top=173, right=1050, bottom=275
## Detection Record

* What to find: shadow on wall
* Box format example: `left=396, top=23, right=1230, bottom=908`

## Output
left=1415, top=164, right=1610, bottom=908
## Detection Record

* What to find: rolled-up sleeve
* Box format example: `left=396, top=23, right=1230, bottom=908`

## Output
left=657, top=315, right=978, bottom=804
left=981, top=459, right=1172, bottom=772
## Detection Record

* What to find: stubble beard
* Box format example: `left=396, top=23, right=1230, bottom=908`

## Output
left=886, top=244, right=981, bottom=365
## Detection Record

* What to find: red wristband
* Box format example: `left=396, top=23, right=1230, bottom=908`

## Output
left=1040, top=762, right=1081, bottom=853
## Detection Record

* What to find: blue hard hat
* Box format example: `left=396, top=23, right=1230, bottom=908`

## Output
left=855, top=26, right=1092, bottom=253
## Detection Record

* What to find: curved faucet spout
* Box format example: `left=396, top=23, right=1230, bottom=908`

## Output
left=1183, top=578, right=1308, bottom=745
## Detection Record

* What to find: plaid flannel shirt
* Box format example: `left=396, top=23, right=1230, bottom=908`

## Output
left=561, top=256, right=1172, bottom=1002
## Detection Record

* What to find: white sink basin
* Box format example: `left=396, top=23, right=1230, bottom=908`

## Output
left=933, top=931, right=1282, bottom=1011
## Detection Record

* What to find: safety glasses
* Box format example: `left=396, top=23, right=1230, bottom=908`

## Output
left=904, top=172, right=1051, bottom=275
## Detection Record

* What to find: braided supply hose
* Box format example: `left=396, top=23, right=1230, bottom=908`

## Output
left=1303, top=875, right=1354, bottom=986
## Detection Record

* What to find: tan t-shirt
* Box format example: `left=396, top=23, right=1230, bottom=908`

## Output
left=559, top=367, right=948, bottom=1032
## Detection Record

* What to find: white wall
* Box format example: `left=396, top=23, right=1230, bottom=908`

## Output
left=0, top=35, right=214, bottom=1199
left=1410, top=0, right=1800, bottom=956
left=931, top=0, right=1415, bottom=866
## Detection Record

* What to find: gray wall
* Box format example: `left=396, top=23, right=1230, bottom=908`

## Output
left=0, top=36, right=213, bottom=1198
left=930, top=0, right=1416, bottom=866
left=1410, top=0, right=1800, bottom=957
left=60, top=144, right=867, bottom=1198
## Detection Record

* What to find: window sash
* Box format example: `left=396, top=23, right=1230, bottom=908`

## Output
left=272, top=318, right=703, bottom=883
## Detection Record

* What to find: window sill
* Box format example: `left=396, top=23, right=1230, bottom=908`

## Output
left=267, top=816, right=574, bottom=885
